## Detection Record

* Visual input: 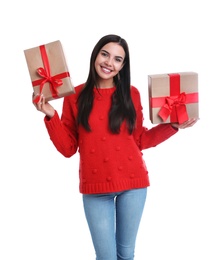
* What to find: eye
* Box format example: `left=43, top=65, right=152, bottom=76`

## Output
left=101, top=51, right=108, bottom=57
left=115, top=57, right=123, bottom=63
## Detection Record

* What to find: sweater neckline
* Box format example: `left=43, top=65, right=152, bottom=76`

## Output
left=93, top=86, right=116, bottom=95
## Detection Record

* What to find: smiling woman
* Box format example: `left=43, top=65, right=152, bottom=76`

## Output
left=32, top=34, right=198, bottom=260
left=94, top=42, right=125, bottom=85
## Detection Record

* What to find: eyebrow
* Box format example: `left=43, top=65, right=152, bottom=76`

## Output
left=101, top=49, right=124, bottom=60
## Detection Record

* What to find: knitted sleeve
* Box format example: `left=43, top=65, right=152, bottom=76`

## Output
left=44, top=95, right=79, bottom=158
left=131, top=86, right=178, bottom=150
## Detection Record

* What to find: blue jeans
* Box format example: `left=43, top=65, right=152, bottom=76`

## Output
left=83, top=188, right=147, bottom=260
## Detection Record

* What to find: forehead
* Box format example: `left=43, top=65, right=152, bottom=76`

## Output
left=101, top=42, right=125, bottom=58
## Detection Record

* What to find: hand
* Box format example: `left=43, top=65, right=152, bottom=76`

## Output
left=32, top=93, right=55, bottom=118
left=171, top=118, right=199, bottom=129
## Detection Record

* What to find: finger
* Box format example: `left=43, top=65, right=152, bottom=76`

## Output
left=187, top=118, right=198, bottom=127
left=182, top=118, right=198, bottom=128
left=32, top=93, right=41, bottom=104
left=41, top=95, right=46, bottom=105
left=35, top=95, right=44, bottom=110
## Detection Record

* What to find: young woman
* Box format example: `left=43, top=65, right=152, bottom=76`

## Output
left=33, top=34, right=197, bottom=260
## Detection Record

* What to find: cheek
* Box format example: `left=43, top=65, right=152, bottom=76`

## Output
left=94, top=59, right=100, bottom=73
left=115, top=63, right=124, bottom=72
left=94, top=57, right=99, bottom=67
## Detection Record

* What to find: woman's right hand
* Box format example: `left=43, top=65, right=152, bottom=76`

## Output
left=32, top=93, right=55, bottom=118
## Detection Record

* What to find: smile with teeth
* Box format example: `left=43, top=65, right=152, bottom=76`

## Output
left=101, top=66, right=112, bottom=73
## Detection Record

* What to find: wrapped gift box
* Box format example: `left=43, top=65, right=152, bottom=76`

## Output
left=24, top=40, right=75, bottom=103
left=148, top=72, right=199, bottom=124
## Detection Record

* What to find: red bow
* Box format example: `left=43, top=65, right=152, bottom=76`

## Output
left=33, top=67, right=63, bottom=103
left=158, top=92, right=188, bottom=124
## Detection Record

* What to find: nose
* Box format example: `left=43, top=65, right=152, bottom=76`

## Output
left=104, top=57, right=112, bottom=66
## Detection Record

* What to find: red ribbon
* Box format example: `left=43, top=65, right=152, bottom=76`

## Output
left=32, top=45, right=70, bottom=103
left=150, top=74, right=198, bottom=124
left=158, top=92, right=188, bottom=123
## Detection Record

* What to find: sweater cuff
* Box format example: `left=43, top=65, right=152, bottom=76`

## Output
left=161, top=124, right=179, bottom=137
left=44, top=111, right=61, bottom=131
left=169, top=123, right=179, bottom=132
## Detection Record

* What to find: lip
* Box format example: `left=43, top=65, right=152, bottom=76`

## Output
left=101, top=66, right=112, bottom=73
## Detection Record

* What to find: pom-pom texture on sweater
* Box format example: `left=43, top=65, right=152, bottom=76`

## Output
left=44, top=84, right=178, bottom=194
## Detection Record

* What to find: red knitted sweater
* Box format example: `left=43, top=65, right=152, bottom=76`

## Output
left=44, top=84, right=178, bottom=194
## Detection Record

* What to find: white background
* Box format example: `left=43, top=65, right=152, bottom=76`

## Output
left=0, top=0, right=220, bottom=259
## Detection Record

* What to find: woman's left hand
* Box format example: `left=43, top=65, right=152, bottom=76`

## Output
left=171, top=118, right=199, bottom=129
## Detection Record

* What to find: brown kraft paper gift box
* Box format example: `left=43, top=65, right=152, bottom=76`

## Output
left=148, top=72, right=199, bottom=124
left=24, top=40, right=75, bottom=103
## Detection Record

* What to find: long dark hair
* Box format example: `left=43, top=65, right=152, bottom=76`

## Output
left=77, top=34, right=136, bottom=134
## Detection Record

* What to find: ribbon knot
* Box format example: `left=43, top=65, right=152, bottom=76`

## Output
left=166, top=92, right=186, bottom=107
left=37, top=66, right=63, bottom=87
left=158, top=92, right=188, bottom=123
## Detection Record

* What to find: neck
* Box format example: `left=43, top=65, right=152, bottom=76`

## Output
left=97, top=79, right=114, bottom=89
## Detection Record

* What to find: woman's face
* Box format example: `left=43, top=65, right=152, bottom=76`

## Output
left=94, top=42, right=125, bottom=82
